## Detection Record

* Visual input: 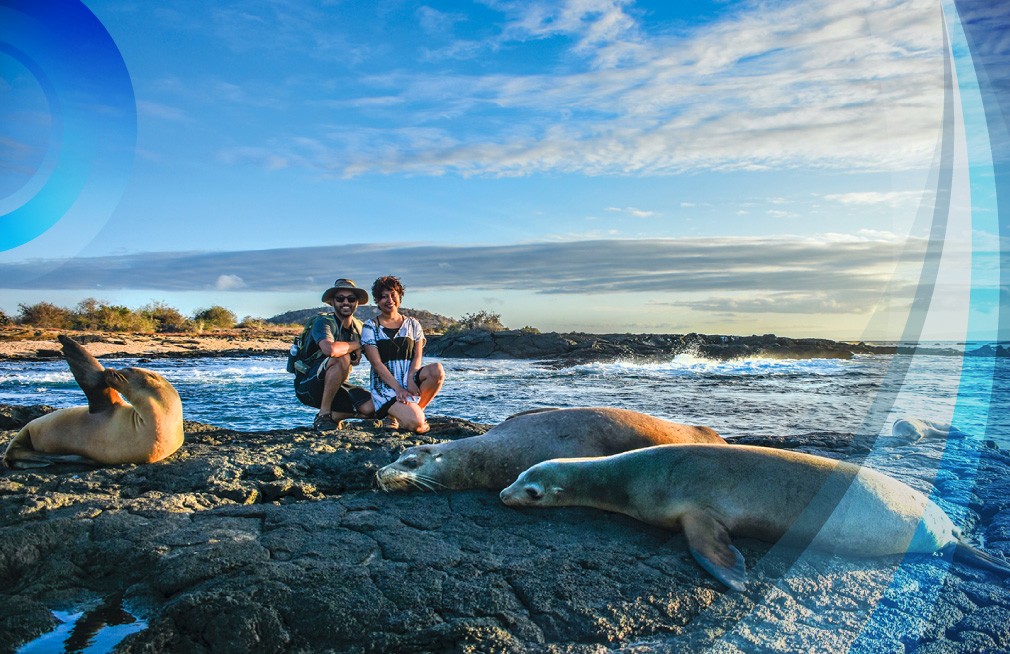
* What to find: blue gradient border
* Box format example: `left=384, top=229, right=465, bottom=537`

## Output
left=852, top=2, right=1008, bottom=648
left=0, top=0, right=135, bottom=252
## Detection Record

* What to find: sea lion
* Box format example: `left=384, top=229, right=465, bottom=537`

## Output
left=3, top=335, right=184, bottom=469
left=375, top=407, right=725, bottom=492
left=500, top=443, right=1010, bottom=591
left=891, top=417, right=967, bottom=442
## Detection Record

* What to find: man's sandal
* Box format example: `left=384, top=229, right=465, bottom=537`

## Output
left=313, top=413, right=340, bottom=432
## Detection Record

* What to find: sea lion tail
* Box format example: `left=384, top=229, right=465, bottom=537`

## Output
left=953, top=540, right=1010, bottom=576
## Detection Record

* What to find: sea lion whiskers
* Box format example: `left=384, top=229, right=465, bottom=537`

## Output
left=374, top=468, right=447, bottom=492
left=408, top=473, right=448, bottom=491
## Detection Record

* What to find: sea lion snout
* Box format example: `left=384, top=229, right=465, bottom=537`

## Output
left=500, top=473, right=546, bottom=506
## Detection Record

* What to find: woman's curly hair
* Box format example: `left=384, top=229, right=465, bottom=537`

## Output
left=371, top=276, right=405, bottom=301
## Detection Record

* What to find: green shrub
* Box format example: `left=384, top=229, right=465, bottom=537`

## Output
left=140, top=301, right=189, bottom=332
left=97, top=305, right=157, bottom=332
left=238, top=316, right=268, bottom=329
left=192, top=305, right=237, bottom=330
left=449, top=310, right=507, bottom=333
left=17, top=302, right=74, bottom=328
left=72, top=298, right=157, bottom=332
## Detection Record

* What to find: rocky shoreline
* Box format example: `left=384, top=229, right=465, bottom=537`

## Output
left=426, top=331, right=1010, bottom=364
left=1, top=404, right=1009, bottom=653
left=2, top=327, right=1006, bottom=366
left=426, top=330, right=896, bottom=363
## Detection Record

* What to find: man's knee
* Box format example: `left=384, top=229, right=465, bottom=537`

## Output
left=323, top=355, right=352, bottom=381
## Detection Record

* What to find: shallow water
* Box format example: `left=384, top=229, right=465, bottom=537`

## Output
left=16, top=594, right=147, bottom=654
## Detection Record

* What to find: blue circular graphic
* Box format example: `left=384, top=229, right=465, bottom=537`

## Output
left=0, top=0, right=136, bottom=252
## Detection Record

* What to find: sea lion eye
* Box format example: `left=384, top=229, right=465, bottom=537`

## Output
left=402, top=456, right=419, bottom=469
left=525, top=486, right=543, bottom=501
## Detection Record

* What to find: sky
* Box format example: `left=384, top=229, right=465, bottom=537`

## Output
left=1, top=0, right=1008, bottom=339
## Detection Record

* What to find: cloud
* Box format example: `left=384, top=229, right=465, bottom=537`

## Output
left=0, top=236, right=922, bottom=316
left=136, top=100, right=188, bottom=122
left=416, top=6, right=466, bottom=35
left=605, top=206, right=656, bottom=217
left=492, top=0, right=640, bottom=64
left=664, top=290, right=887, bottom=315
left=823, top=191, right=925, bottom=206
left=217, top=0, right=945, bottom=178
left=215, top=274, right=247, bottom=290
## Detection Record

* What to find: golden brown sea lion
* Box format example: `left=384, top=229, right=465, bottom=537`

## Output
left=500, top=444, right=1010, bottom=590
left=375, top=407, right=725, bottom=492
left=2, top=335, right=184, bottom=468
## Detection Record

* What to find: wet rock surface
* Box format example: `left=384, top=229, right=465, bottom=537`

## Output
left=1, top=405, right=1008, bottom=653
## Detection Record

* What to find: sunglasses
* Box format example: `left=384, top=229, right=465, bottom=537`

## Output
left=332, top=294, right=359, bottom=303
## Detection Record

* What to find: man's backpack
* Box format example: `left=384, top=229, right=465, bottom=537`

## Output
left=286, top=313, right=333, bottom=374
left=286, top=313, right=362, bottom=374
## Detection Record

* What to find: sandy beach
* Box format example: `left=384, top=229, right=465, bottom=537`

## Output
left=0, top=326, right=295, bottom=361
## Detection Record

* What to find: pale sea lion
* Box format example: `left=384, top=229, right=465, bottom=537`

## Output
left=376, top=407, right=725, bottom=492
left=500, top=443, right=1010, bottom=591
left=3, top=335, right=184, bottom=469
left=891, top=417, right=967, bottom=442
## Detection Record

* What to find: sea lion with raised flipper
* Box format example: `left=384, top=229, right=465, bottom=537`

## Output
left=2, top=335, right=184, bottom=469
left=500, top=443, right=1010, bottom=591
left=375, top=407, right=725, bottom=492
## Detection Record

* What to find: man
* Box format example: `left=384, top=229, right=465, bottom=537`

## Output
left=294, top=279, right=376, bottom=431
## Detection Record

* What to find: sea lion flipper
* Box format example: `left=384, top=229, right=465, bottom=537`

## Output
left=681, top=510, right=748, bottom=591
left=953, top=540, right=1010, bottom=576
left=58, top=335, right=116, bottom=413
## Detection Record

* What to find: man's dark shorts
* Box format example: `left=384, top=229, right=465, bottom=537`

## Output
left=294, top=358, right=371, bottom=414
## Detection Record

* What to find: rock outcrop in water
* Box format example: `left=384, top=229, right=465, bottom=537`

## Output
left=2, top=404, right=1009, bottom=653
left=425, top=331, right=898, bottom=364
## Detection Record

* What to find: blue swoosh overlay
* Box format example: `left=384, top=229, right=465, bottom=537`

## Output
left=0, top=0, right=136, bottom=252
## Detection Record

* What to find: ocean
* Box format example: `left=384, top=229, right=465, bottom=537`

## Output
left=2, top=347, right=1007, bottom=449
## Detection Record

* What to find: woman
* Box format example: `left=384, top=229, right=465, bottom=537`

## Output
left=360, top=276, right=445, bottom=433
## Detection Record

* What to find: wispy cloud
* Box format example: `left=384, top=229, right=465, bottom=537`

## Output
left=136, top=100, right=189, bottom=122
left=663, top=289, right=896, bottom=315
left=823, top=191, right=925, bottom=206
left=605, top=206, right=657, bottom=217
left=212, top=0, right=944, bottom=178
left=0, top=236, right=922, bottom=315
